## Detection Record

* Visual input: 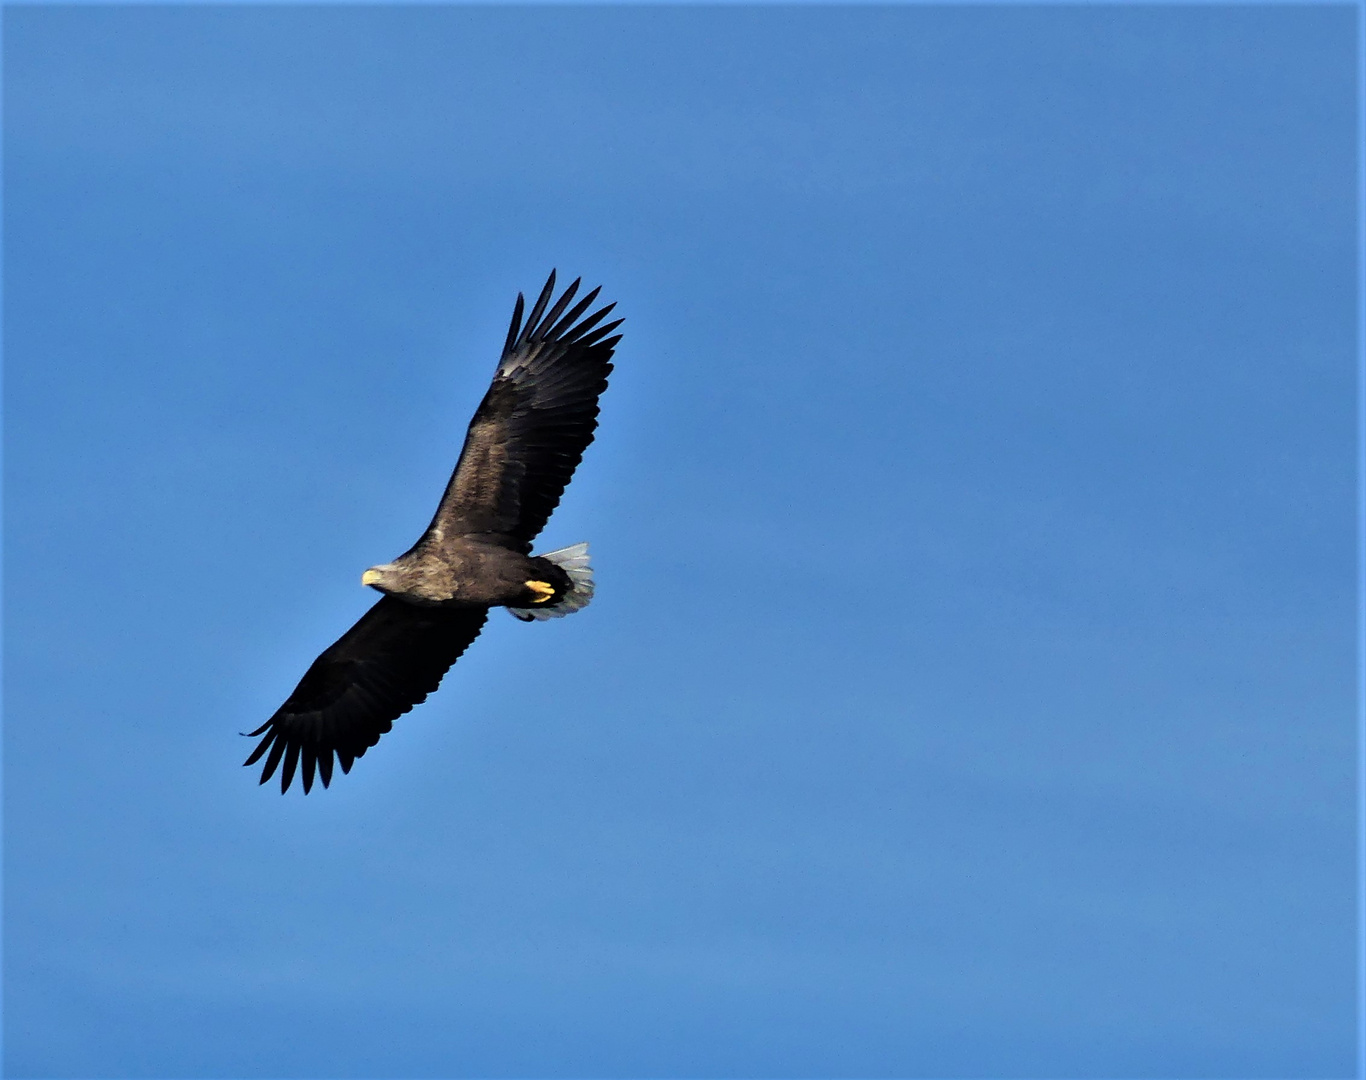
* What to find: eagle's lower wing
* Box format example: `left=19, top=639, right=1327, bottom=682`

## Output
left=244, top=597, right=489, bottom=793
left=429, top=271, right=622, bottom=551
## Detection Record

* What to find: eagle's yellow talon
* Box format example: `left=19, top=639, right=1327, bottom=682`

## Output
left=525, top=580, right=556, bottom=603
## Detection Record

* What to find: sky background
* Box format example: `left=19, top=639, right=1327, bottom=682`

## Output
left=3, top=5, right=1357, bottom=1078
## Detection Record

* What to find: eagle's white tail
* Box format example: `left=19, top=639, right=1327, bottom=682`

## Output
left=508, top=542, right=594, bottom=622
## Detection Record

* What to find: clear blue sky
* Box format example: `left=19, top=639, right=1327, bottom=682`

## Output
left=4, top=5, right=1356, bottom=1077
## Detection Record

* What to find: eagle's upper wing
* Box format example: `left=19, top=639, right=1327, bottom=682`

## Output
left=428, top=271, right=622, bottom=551
left=244, top=597, right=489, bottom=793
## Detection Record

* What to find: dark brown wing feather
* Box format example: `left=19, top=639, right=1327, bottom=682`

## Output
left=429, top=271, right=622, bottom=551
left=244, top=597, right=489, bottom=794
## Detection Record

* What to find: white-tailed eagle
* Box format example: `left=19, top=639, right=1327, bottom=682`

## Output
left=244, top=271, right=621, bottom=793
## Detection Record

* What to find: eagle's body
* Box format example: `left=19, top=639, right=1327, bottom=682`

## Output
left=244, top=272, right=621, bottom=793
left=362, top=537, right=573, bottom=608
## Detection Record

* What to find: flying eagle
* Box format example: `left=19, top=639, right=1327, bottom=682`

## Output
left=244, top=271, right=621, bottom=793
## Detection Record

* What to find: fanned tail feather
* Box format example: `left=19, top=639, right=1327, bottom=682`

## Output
left=508, top=542, right=594, bottom=622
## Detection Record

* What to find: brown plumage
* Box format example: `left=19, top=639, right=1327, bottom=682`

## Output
left=244, top=272, right=621, bottom=793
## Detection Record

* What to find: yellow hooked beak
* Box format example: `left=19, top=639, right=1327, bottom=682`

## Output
left=361, top=569, right=384, bottom=587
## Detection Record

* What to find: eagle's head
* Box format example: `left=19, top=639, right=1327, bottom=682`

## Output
left=361, top=564, right=400, bottom=593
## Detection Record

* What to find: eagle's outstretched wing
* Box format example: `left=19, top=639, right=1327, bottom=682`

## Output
left=244, top=597, right=489, bottom=793
left=428, top=271, right=622, bottom=551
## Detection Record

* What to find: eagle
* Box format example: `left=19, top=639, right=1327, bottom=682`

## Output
left=244, top=271, right=622, bottom=794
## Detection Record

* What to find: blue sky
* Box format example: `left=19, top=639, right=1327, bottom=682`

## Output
left=3, top=5, right=1357, bottom=1077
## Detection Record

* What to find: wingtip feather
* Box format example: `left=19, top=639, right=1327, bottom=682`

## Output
left=280, top=741, right=301, bottom=793
left=503, top=292, right=526, bottom=357
left=258, top=733, right=286, bottom=782
left=544, top=285, right=601, bottom=343
left=532, top=277, right=581, bottom=342
left=521, top=271, right=557, bottom=344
